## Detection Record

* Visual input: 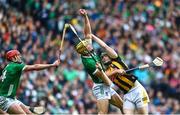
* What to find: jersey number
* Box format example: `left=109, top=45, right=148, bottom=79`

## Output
left=7, top=84, right=14, bottom=96
left=1, top=70, right=7, bottom=82
left=1, top=70, right=14, bottom=96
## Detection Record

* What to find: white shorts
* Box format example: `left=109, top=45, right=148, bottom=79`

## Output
left=123, top=81, right=150, bottom=109
left=0, top=96, right=23, bottom=112
left=92, top=83, right=116, bottom=100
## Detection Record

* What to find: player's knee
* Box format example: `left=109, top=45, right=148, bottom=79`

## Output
left=97, top=106, right=108, bottom=114
left=7, top=108, right=26, bottom=114
left=98, top=110, right=108, bottom=114
left=20, top=104, right=32, bottom=114
left=137, top=106, right=148, bottom=114
left=123, top=108, right=134, bottom=114
left=97, top=105, right=108, bottom=114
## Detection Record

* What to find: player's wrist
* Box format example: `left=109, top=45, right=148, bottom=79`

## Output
left=110, top=83, right=115, bottom=88
left=110, top=83, right=118, bottom=90
left=52, top=64, right=57, bottom=67
left=83, top=14, right=88, bottom=17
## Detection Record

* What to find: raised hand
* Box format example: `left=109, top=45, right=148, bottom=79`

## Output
left=53, top=60, right=61, bottom=67
left=96, top=62, right=103, bottom=71
left=116, top=69, right=126, bottom=75
left=79, top=9, right=87, bottom=16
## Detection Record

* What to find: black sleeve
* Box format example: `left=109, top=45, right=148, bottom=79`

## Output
left=112, top=56, right=129, bottom=70
left=112, top=56, right=122, bottom=62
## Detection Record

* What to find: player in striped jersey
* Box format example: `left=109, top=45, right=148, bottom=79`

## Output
left=91, top=34, right=150, bottom=114
left=75, top=9, right=124, bottom=114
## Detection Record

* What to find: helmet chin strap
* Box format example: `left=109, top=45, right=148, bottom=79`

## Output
left=104, top=60, right=111, bottom=66
left=101, top=60, right=111, bottom=70
left=83, top=49, right=94, bottom=56
left=12, top=56, right=22, bottom=63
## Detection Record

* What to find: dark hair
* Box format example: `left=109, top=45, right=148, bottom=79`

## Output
left=100, top=52, right=108, bottom=58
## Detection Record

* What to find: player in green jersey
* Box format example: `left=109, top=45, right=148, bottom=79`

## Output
left=0, top=50, right=60, bottom=114
left=75, top=9, right=123, bottom=114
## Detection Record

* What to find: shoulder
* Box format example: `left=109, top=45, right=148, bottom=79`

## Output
left=10, top=62, right=24, bottom=67
left=11, top=62, right=26, bottom=71
left=112, top=55, right=122, bottom=62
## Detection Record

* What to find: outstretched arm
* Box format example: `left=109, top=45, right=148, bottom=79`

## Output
left=105, top=69, right=125, bottom=77
left=23, top=60, right=60, bottom=71
left=79, top=9, right=92, bottom=39
left=94, top=63, right=113, bottom=86
left=91, top=34, right=118, bottom=58
left=94, top=63, right=119, bottom=90
left=94, top=70, right=112, bottom=86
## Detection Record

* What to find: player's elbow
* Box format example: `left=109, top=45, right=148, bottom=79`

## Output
left=106, top=50, right=118, bottom=59
left=110, top=53, right=118, bottom=59
left=23, top=65, right=39, bottom=71
left=86, top=34, right=92, bottom=39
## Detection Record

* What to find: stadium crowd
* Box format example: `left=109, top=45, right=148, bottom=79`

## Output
left=0, top=0, right=179, bottom=114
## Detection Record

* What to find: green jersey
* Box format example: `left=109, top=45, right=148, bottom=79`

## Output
left=81, top=53, right=103, bottom=83
left=0, top=62, right=25, bottom=98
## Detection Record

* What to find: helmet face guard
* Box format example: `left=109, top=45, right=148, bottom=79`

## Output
left=75, top=39, right=92, bottom=55
left=100, top=52, right=111, bottom=66
left=100, top=52, right=108, bottom=58
left=6, top=50, right=20, bottom=61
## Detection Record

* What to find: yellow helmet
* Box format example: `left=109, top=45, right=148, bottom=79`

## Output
left=75, top=39, right=92, bottom=55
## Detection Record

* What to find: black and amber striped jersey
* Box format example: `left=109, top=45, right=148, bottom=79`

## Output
left=106, top=56, right=137, bottom=94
